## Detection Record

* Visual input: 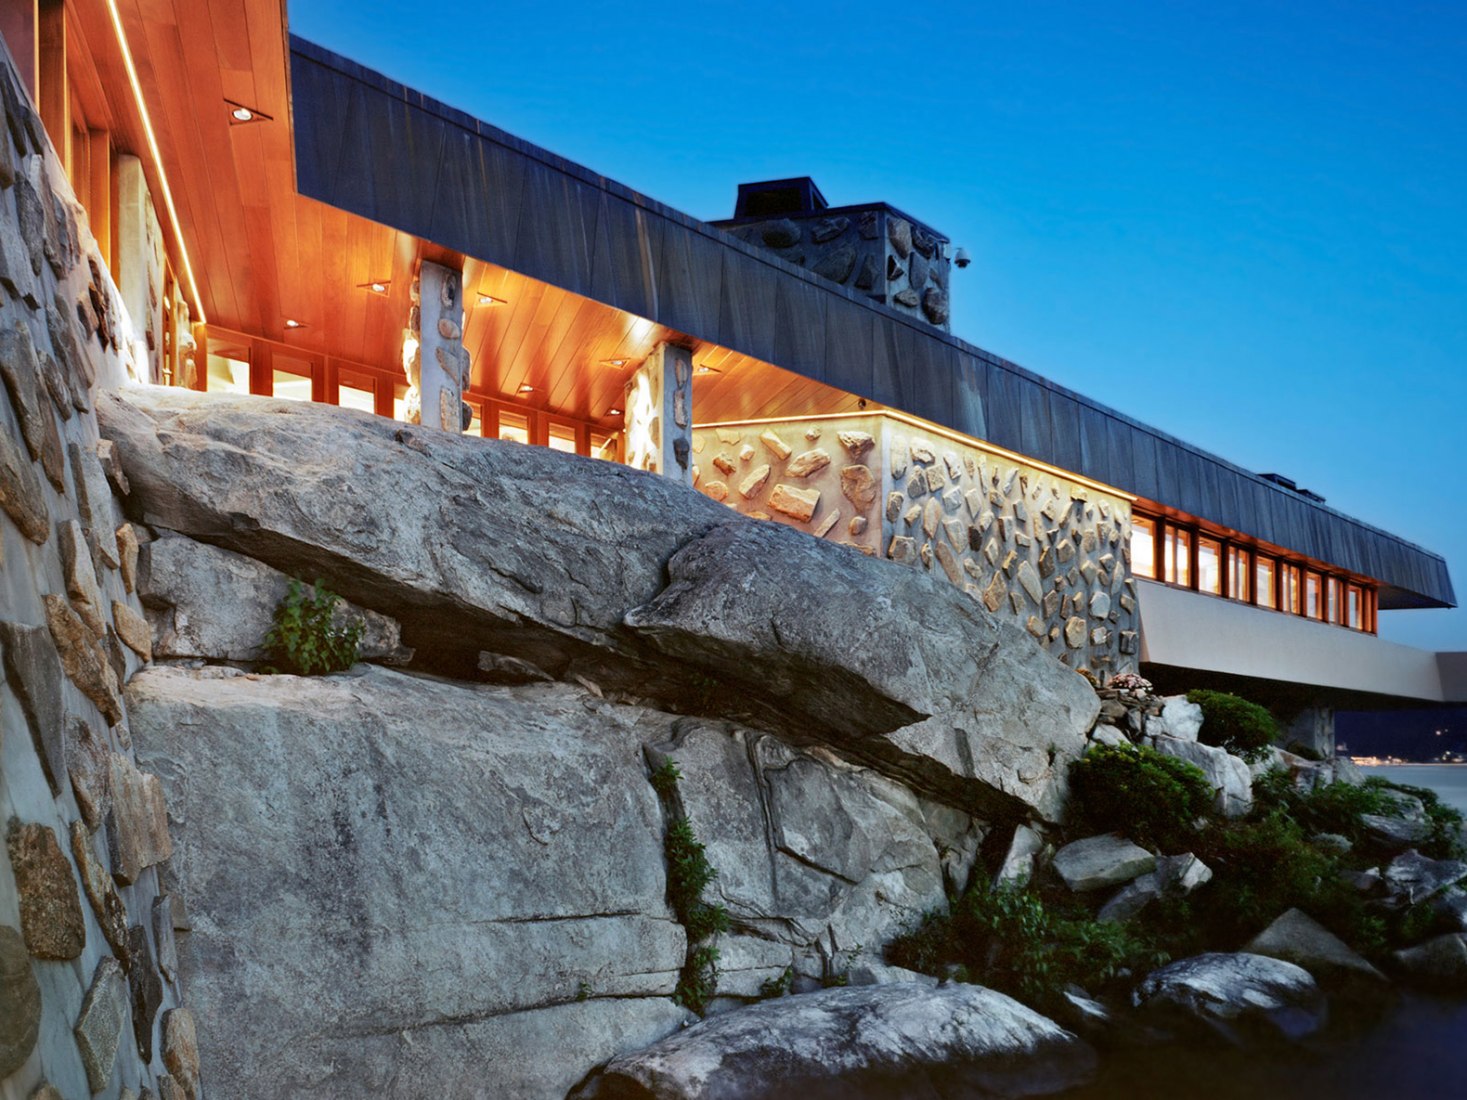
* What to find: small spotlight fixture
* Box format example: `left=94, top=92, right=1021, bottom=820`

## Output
left=477, top=293, right=507, bottom=306
left=517, top=383, right=536, bottom=394
left=284, top=318, right=306, bottom=330
left=601, top=357, right=629, bottom=368
left=359, top=280, right=391, bottom=295
left=607, top=407, right=623, bottom=416
left=693, top=363, right=721, bottom=376
left=225, top=99, right=273, bottom=126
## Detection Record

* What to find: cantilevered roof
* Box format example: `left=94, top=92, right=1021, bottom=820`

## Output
left=286, top=36, right=1453, bottom=611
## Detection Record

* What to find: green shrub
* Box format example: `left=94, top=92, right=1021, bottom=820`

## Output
left=262, top=579, right=363, bottom=675
left=1187, top=689, right=1277, bottom=763
left=650, top=763, right=727, bottom=1014
left=886, top=885, right=1167, bottom=1010
left=1187, top=813, right=1386, bottom=955
left=664, top=817, right=718, bottom=922
left=758, top=966, right=793, bottom=999
left=649, top=759, right=682, bottom=799
left=1068, top=743, right=1214, bottom=851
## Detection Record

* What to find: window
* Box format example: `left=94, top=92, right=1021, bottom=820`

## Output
left=1131, top=516, right=1157, bottom=579
left=1164, top=526, right=1190, bottom=587
left=338, top=384, right=375, bottom=414
left=547, top=422, right=578, bottom=454
left=1327, top=577, right=1343, bottom=624
left=271, top=370, right=312, bottom=402
left=1347, top=585, right=1363, bottom=630
left=590, top=433, right=617, bottom=462
left=1305, top=572, right=1322, bottom=618
left=1197, top=536, right=1222, bottom=595
left=1282, top=564, right=1302, bottom=614
left=1226, top=546, right=1250, bottom=603
left=393, top=384, right=409, bottom=422
left=206, top=350, right=250, bottom=394
left=467, top=404, right=484, bottom=437
left=498, top=411, right=530, bottom=444
left=1255, top=555, right=1277, bottom=609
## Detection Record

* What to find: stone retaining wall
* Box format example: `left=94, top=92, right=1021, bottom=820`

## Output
left=693, top=412, right=1139, bottom=675
left=0, top=49, right=196, bottom=1100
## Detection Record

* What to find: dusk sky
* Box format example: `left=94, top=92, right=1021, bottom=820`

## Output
left=290, top=0, right=1466, bottom=651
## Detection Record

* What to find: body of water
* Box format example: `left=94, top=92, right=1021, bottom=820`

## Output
left=1361, top=763, right=1467, bottom=815
left=1057, top=763, right=1467, bottom=1099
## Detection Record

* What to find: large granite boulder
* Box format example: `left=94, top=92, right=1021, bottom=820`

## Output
left=125, top=664, right=691, bottom=1099
left=651, top=721, right=984, bottom=990
left=140, top=533, right=410, bottom=664
left=1244, top=908, right=1386, bottom=990
left=1052, top=834, right=1156, bottom=892
left=573, top=983, right=1098, bottom=1099
left=1394, top=933, right=1467, bottom=991
left=1132, top=952, right=1326, bottom=1044
left=1146, top=734, right=1253, bottom=817
left=101, top=388, right=1097, bottom=820
left=1383, top=849, right=1467, bottom=905
left=625, top=520, right=1099, bottom=820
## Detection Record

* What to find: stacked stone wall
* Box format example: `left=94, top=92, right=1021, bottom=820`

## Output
left=693, top=412, right=1139, bottom=675
left=719, top=207, right=952, bottom=329
left=0, top=53, right=196, bottom=1100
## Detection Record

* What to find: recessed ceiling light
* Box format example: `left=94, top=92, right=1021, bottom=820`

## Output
left=284, top=318, right=305, bottom=329
left=225, top=99, right=272, bottom=125
left=359, top=280, right=390, bottom=295
left=602, top=357, right=629, bottom=368
left=477, top=293, right=506, bottom=306
left=694, top=363, right=721, bottom=376
left=517, top=384, right=535, bottom=394
left=607, top=407, right=623, bottom=416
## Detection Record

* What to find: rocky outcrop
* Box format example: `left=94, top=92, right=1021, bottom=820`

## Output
left=573, top=983, right=1098, bottom=1099
left=1244, top=908, right=1386, bottom=990
left=1052, top=834, right=1156, bottom=892
left=140, top=532, right=409, bottom=664
left=101, top=388, right=1098, bottom=820
left=1132, top=952, right=1326, bottom=1044
left=626, top=520, right=1099, bottom=820
left=1146, top=734, right=1253, bottom=817
left=126, top=664, right=692, bottom=1098
left=1394, top=933, right=1467, bottom=991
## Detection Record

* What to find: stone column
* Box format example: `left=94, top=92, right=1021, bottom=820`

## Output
left=622, top=342, right=693, bottom=484
left=403, top=259, right=471, bottom=432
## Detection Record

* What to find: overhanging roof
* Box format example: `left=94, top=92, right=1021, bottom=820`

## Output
left=286, top=36, right=1453, bottom=610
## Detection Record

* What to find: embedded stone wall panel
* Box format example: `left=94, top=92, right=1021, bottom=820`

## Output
left=695, top=412, right=1137, bottom=675
left=691, top=415, right=883, bottom=556
left=0, top=48, right=189, bottom=1100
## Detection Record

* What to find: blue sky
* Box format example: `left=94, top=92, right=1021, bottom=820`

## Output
left=290, top=0, right=1466, bottom=650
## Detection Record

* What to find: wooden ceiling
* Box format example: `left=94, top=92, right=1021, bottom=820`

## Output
left=67, top=0, right=864, bottom=427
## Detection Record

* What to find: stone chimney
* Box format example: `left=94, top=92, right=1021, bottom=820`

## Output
left=711, top=177, right=952, bottom=330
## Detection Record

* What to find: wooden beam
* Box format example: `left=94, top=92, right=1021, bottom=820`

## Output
left=37, top=0, right=65, bottom=164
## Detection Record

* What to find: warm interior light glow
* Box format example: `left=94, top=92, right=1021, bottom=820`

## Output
left=284, top=319, right=303, bottom=329
left=231, top=106, right=254, bottom=122
left=477, top=294, right=505, bottom=306
left=1130, top=516, right=1156, bottom=579
left=369, top=281, right=388, bottom=294
left=517, top=383, right=535, bottom=394
left=607, top=407, right=622, bottom=416
left=103, top=0, right=207, bottom=325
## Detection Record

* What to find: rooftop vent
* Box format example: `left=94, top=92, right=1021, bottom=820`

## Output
left=1260, top=472, right=1326, bottom=504
left=733, top=177, right=829, bottom=219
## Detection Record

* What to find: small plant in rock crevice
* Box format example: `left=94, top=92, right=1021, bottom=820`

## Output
left=647, top=755, right=728, bottom=1014
left=262, top=578, right=363, bottom=676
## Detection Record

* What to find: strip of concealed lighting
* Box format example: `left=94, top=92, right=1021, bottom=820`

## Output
left=103, top=0, right=208, bottom=325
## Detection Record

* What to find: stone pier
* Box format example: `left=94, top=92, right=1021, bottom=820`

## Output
left=402, top=259, right=471, bottom=432
left=623, top=342, right=693, bottom=483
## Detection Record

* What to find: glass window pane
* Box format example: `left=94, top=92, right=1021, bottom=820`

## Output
left=1197, top=537, right=1221, bottom=595
left=207, top=352, right=250, bottom=394
left=547, top=423, right=577, bottom=454
left=1347, top=586, right=1363, bottom=629
left=499, top=411, right=530, bottom=444
left=1226, top=547, right=1249, bottom=602
left=1282, top=564, right=1301, bottom=614
left=338, top=384, right=375, bottom=413
left=1305, top=572, right=1322, bottom=618
left=1131, top=516, right=1156, bottom=579
left=272, top=370, right=312, bottom=402
left=1164, top=526, right=1191, bottom=586
left=468, top=405, right=484, bottom=436
left=1255, top=556, right=1277, bottom=608
left=393, top=384, right=409, bottom=422
left=590, top=433, right=616, bottom=462
left=1327, top=578, right=1342, bottom=623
